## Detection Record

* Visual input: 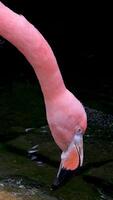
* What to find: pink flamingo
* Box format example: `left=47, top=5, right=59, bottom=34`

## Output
left=0, top=2, right=87, bottom=187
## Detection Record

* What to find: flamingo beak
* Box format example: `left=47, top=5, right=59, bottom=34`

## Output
left=51, top=132, right=83, bottom=189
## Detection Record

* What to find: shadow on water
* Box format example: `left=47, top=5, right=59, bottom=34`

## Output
left=4, top=144, right=59, bottom=168
left=0, top=132, right=26, bottom=143
left=4, top=144, right=113, bottom=172
left=76, top=159, right=113, bottom=175
left=83, top=175, right=113, bottom=199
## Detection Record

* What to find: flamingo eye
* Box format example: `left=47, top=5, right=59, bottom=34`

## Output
left=78, top=128, right=82, bottom=132
left=76, top=127, right=82, bottom=135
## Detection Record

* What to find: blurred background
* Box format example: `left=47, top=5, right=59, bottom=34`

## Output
left=0, top=0, right=112, bottom=114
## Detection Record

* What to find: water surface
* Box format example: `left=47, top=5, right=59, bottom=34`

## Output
left=0, top=83, right=113, bottom=200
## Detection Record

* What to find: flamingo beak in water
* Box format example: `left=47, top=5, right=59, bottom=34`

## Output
left=52, top=131, right=83, bottom=189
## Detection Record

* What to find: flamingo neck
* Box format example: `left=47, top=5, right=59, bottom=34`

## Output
left=0, top=2, right=66, bottom=101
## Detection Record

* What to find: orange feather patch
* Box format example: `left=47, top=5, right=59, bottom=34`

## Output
left=62, top=145, right=79, bottom=170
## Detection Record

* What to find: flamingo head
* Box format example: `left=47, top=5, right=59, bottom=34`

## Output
left=46, top=89, right=87, bottom=189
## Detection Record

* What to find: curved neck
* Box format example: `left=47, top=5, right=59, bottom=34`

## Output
left=0, top=2, right=66, bottom=101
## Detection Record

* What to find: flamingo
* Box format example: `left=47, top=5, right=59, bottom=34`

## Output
left=0, top=2, right=87, bottom=188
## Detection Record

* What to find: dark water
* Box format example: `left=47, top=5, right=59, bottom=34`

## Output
left=0, top=83, right=113, bottom=200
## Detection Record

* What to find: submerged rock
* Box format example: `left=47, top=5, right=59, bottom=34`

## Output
left=0, top=177, right=59, bottom=200
left=0, top=191, right=20, bottom=200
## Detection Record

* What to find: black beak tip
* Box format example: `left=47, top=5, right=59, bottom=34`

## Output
left=51, top=178, right=60, bottom=190
left=51, top=168, right=75, bottom=190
